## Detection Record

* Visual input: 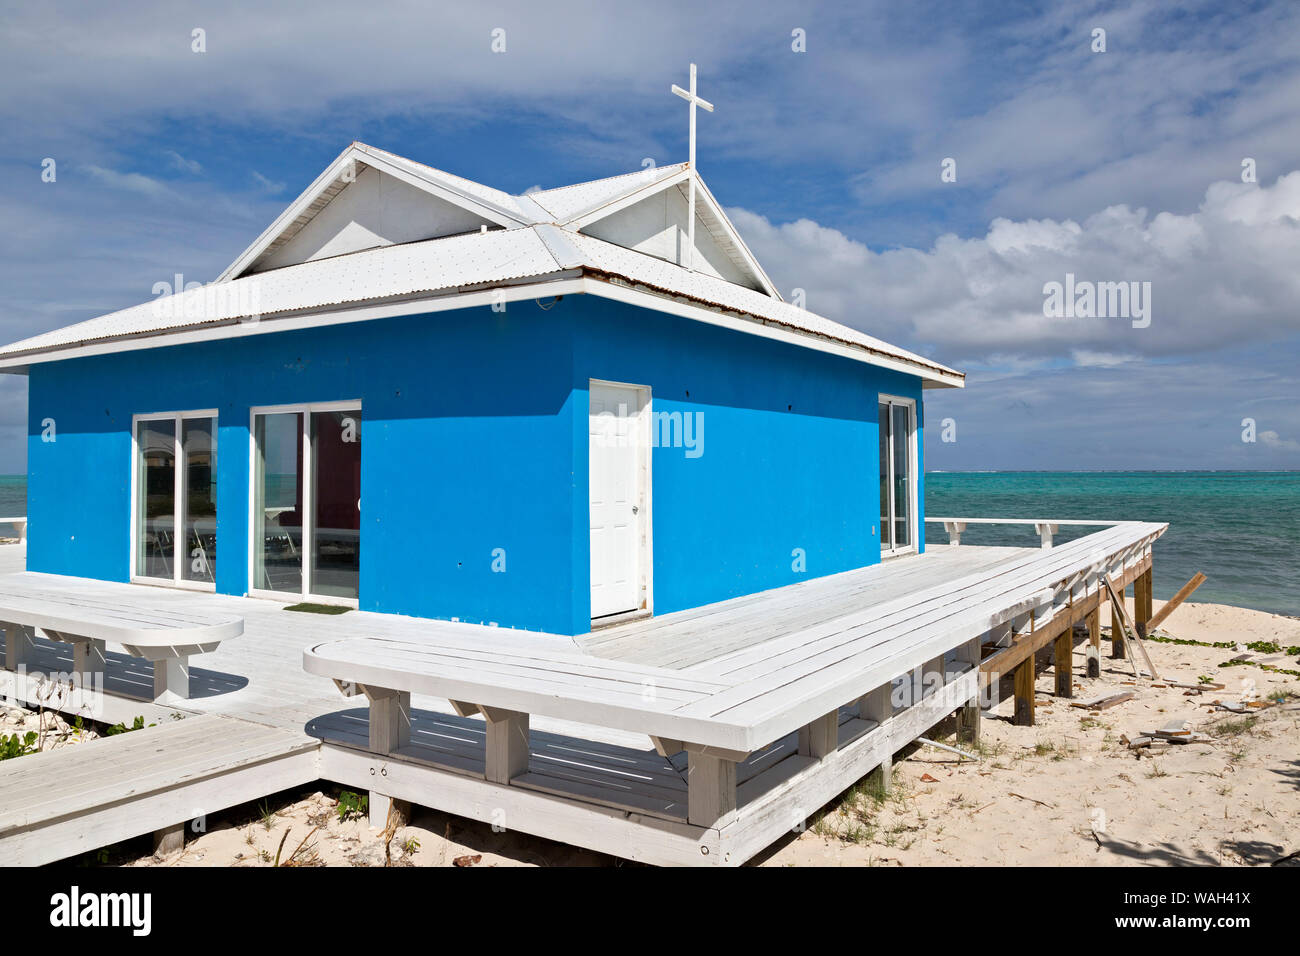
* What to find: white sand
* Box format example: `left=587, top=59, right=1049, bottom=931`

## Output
left=126, top=599, right=1299, bottom=867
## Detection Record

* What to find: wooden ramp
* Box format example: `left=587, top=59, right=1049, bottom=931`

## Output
left=0, top=714, right=318, bottom=866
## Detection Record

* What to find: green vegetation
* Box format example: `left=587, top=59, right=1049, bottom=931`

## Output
left=336, top=790, right=368, bottom=822
left=0, top=731, right=38, bottom=761
left=105, top=715, right=153, bottom=736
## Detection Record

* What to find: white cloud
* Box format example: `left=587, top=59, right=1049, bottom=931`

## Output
left=81, top=165, right=176, bottom=199
left=251, top=171, right=286, bottom=194
left=1259, top=430, right=1300, bottom=452
left=163, top=149, right=202, bottom=174
left=729, top=170, right=1300, bottom=366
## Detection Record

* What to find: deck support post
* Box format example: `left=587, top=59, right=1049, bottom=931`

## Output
left=797, top=710, right=838, bottom=760
left=923, top=654, right=945, bottom=701
left=363, top=686, right=410, bottom=829
left=152, top=822, right=184, bottom=859
left=687, top=751, right=737, bottom=828
left=1054, top=633, right=1073, bottom=698
left=483, top=707, right=530, bottom=784
left=858, top=682, right=895, bottom=791
left=1013, top=656, right=1036, bottom=726
left=1085, top=605, right=1101, bottom=678
left=954, top=638, right=981, bottom=745
left=2, top=622, right=34, bottom=671
left=153, top=656, right=190, bottom=704
left=1109, top=584, right=1126, bottom=659
left=1134, top=567, right=1154, bottom=639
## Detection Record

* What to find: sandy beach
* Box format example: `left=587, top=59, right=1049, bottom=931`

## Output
left=76, top=597, right=1294, bottom=868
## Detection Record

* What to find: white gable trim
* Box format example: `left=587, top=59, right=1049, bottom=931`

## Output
left=569, top=168, right=781, bottom=300
left=217, top=143, right=530, bottom=282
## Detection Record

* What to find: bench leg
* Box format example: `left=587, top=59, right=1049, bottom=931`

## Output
left=73, top=637, right=106, bottom=689
left=687, top=751, right=737, bottom=828
left=153, top=656, right=190, bottom=704
left=483, top=707, right=530, bottom=785
left=2, top=623, right=34, bottom=671
left=363, top=687, right=410, bottom=828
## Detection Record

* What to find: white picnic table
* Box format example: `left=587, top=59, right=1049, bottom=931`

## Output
left=0, top=577, right=243, bottom=704
left=0, top=517, right=25, bottom=544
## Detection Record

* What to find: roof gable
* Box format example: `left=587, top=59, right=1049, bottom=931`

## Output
left=218, top=142, right=531, bottom=281
left=529, top=164, right=780, bottom=298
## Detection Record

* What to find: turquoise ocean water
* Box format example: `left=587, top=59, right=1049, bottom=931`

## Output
left=1, top=471, right=1295, bottom=616
left=926, top=472, right=1300, bottom=617
left=0, top=476, right=23, bottom=521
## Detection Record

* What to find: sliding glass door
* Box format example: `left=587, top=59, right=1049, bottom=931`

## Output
left=252, top=403, right=361, bottom=604
left=878, top=396, right=916, bottom=556
left=133, top=411, right=218, bottom=588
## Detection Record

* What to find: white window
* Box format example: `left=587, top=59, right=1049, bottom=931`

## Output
left=131, top=410, right=218, bottom=590
left=249, top=401, right=362, bottom=606
left=878, top=395, right=917, bottom=557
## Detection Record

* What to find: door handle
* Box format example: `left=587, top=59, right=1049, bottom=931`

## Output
left=632, top=505, right=639, bottom=515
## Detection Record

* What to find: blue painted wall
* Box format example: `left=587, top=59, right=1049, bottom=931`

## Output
left=26, top=295, right=926, bottom=635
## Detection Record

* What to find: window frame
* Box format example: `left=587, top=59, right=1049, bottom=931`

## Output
left=247, top=400, right=362, bottom=607
left=878, top=394, right=918, bottom=559
left=129, top=409, right=220, bottom=592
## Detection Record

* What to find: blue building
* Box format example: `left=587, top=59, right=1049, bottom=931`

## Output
left=0, top=143, right=963, bottom=637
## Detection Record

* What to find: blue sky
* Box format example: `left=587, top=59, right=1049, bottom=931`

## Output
left=2, top=0, right=1299, bottom=472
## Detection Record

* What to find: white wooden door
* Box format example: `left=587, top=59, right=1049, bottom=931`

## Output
left=589, top=382, right=645, bottom=619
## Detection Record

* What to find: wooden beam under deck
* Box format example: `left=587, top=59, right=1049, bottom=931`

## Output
left=980, top=553, right=1152, bottom=727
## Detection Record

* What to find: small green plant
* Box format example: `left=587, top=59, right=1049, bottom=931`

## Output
left=1210, top=717, right=1258, bottom=738
left=106, top=716, right=152, bottom=736
left=336, top=790, right=368, bottom=822
left=1198, top=674, right=1214, bottom=685
left=0, top=731, right=39, bottom=761
left=401, top=836, right=421, bottom=855
left=258, top=801, right=277, bottom=830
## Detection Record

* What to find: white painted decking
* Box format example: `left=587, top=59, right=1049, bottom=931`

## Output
left=0, top=524, right=1165, bottom=865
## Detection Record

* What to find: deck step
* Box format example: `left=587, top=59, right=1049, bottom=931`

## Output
left=0, top=714, right=319, bottom=865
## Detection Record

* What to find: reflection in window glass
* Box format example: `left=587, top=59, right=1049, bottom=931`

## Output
left=892, top=403, right=911, bottom=549
left=254, top=412, right=304, bottom=594
left=311, top=411, right=361, bottom=600
left=136, top=419, right=176, bottom=579
left=181, top=419, right=217, bottom=583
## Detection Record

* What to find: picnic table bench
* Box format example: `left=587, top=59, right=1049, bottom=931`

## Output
left=0, top=578, right=243, bottom=703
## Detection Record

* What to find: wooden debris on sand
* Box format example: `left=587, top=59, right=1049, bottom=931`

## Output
left=1123, top=720, right=1210, bottom=749
left=1070, top=691, right=1135, bottom=712
left=1203, top=698, right=1276, bottom=714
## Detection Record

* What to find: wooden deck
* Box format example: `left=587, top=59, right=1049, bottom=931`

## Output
left=0, top=523, right=1166, bottom=866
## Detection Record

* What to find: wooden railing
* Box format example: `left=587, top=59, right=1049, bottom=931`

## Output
left=925, top=517, right=1127, bottom=549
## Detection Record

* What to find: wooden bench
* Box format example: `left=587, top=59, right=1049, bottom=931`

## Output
left=0, top=579, right=243, bottom=704
left=0, top=517, right=25, bottom=544
left=304, top=521, right=1167, bottom=837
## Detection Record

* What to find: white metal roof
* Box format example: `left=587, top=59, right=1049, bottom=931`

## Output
left=0, top=143, right=964, bottom=387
